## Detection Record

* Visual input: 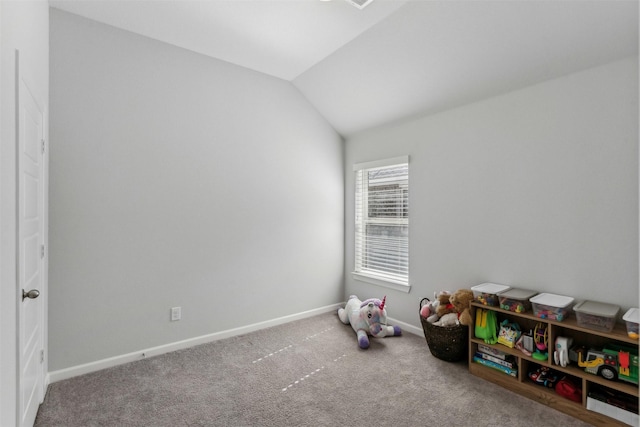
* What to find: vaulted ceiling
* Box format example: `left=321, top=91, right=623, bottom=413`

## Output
left=49, top=0, right=638, bottom=137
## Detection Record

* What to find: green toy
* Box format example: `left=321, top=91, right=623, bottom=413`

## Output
left=475, top=308, right=498, bottom=344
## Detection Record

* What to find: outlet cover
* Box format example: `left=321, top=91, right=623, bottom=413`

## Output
left=171, top=307, right=181, bottom=321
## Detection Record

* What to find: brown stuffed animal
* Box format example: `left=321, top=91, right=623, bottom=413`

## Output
left=435, top=291, right=456, bottom=319
left=450, top=289, right=474, bottom=326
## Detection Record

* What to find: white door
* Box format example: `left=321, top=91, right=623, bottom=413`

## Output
left=17, top=70, right=45, bottom=427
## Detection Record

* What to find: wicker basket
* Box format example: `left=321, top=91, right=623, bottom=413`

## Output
left=419, top=297, right=469, bottom=362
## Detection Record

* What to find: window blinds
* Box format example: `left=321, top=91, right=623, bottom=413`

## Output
left=354, top=158, right=409, bottom=285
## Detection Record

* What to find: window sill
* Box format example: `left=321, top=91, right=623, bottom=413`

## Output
left=352, top=272, right=411, bottom=293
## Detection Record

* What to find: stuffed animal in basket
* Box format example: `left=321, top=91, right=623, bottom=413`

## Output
left=433, top=312, right=459, bottom=327
left=450, top=289, right=474, bottom=326
left=338, top=295, right=402, bottom=349
left=435, top=291, right=454, bottom=319
left=420, top=298, right=440, bottom=324
left=433, top=290, right=460, bottom=326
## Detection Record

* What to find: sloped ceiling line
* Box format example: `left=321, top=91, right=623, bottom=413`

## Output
left=49, top=0, right=639, bottom=136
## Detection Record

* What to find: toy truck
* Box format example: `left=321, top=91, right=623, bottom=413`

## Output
left=574, top=344, right=638, bottom=385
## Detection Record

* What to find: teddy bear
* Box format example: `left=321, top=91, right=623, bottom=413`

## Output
left=429, top=290, right=460, bottom=326
left=435, top=290, right=456, bottom=319
left=338, top=295, right=402, bottom=349
left=449, top=288, right=474, bottom=326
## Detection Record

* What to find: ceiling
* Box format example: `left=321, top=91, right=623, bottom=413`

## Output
left=49, top=0, right=639, bottom=137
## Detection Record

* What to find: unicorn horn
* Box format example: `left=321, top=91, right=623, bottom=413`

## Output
left=379, top=296, right=386, bottom=311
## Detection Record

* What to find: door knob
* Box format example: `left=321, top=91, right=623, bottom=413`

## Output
left=22, top=289, right=40, bottom=301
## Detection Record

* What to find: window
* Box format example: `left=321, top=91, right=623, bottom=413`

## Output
left=353, top=156, right=409, bottom=290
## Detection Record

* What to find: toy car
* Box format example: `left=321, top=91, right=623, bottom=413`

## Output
left=528, top=366, right=559, bottom=388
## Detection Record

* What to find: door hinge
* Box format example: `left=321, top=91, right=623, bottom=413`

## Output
left=40, top=349, right=44, bottom=364
left=41, top=139, right=45, bottom=154
left=41, top=244, right=45, bottom=259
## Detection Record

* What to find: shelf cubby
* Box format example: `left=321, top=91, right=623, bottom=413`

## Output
left=469, top=302, right=639, bottom=426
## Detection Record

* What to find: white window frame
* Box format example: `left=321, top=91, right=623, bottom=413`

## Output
left=353, top=156, right=410, bottom=293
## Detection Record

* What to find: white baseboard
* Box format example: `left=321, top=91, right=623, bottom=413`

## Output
left=48, top=303, right=343, bottom=384
left=387, top=316, right=423, bottom=337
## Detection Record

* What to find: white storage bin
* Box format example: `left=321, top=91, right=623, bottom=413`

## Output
left=471, top=283, right=511, bottom=306
left=573, top=300, right=619, bottom=333
left=498, top=288, right=537, bottom=313
left=587, top=397, right=639, bottom=427
left=529, top=293, right=574, bottom=322
left=623, top=307, right=639, bottom=339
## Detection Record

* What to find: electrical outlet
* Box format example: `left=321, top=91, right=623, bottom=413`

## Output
left=171, top=306, right=181, bottom=321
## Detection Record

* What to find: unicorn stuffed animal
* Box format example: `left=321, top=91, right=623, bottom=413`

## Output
left=338, top=295, right=402, bottom=349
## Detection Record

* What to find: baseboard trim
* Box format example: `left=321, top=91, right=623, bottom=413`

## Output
left=387, top=316, right=423, bottom=337
left=48, top=303, right=343, bottom=384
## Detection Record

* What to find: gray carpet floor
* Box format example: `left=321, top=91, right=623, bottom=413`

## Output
left=35, top=312, right=592, bottom=426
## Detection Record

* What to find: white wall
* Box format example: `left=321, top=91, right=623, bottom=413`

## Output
left=0, top=1, right=49, bottom=425
left=345, top=57, right=639, bottom=328
left=49, top=9, right=344, bottom=372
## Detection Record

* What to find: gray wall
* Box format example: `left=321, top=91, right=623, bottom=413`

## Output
left=345, top=57, right=639, bottom=327
left=49, top=9, right=344, bottom=371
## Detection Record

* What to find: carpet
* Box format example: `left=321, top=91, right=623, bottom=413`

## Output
left=35, top=312, right=591, bottom=426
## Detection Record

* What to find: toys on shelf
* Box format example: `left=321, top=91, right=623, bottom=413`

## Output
left=515, top=330, right=534, bottom=356
left=532, top=323, right=548, bottom=361
left=475, top=307, right=498, bottom=345
left=470, top=288, right=639, bottom=426
left=553, top=336, right=574, bottom=367
left=572, top=344, right=638, bottom=385
left=555, top=376, right=582, bottom=402
left=528, top=366, right=559, bottom=388
left=497, top=319, right=521, bottom=348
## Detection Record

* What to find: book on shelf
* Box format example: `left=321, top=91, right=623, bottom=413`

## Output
left=473, top=356, right=518, bottom=377
left=477, top=343, right=507, bottom=360
left=474, top=351, right=517, bottom=369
